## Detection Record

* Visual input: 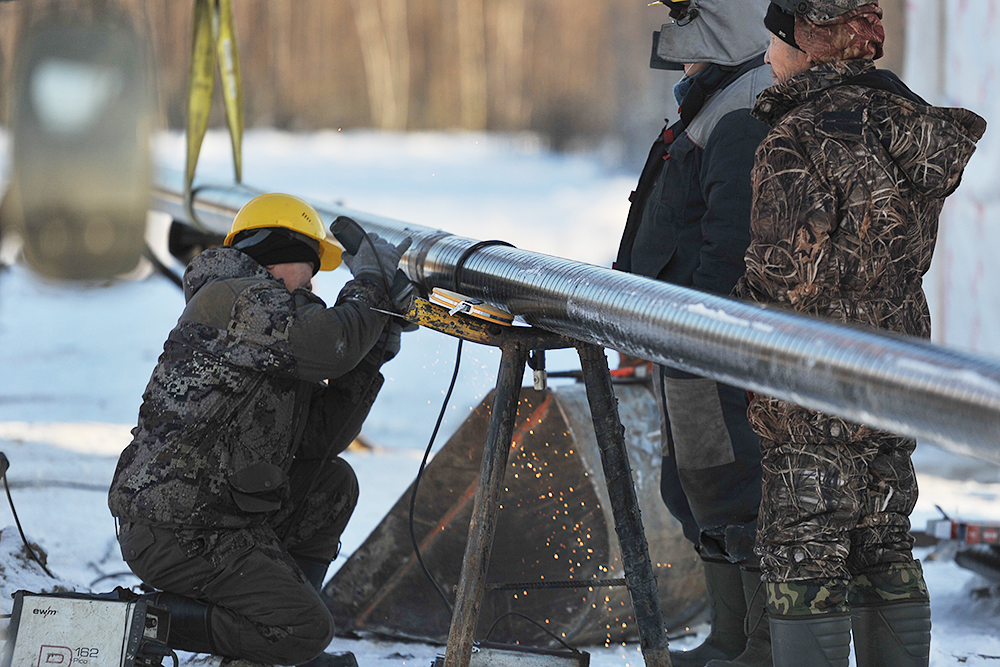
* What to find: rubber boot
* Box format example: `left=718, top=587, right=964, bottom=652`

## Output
left=851, top=600, right=931, bottom=667
left=297, top=654, right=358, bottom=667
left=705, top=564, right=772, bottom=667
left=671, top=559, right=748, bottom=667
left=296, top=557, right=331, bottom=592
left=769, top=613, right=852, bottom=667
left=147, top=591, right=217, bottom=655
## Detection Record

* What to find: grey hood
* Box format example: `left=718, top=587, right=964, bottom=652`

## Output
left=653, top=0, right=770, bottom=70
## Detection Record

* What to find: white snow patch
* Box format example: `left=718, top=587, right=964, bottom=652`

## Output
left=0, top=526, right=78, bottom=617
left=0, top=422, right=132, bottom=457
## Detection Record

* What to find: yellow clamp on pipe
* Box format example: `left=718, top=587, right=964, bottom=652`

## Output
left=389, top=292, right=518, bottom=348
left=428, top=288, right=514, bottom=327
left=184, top=0, right=244, bottom=230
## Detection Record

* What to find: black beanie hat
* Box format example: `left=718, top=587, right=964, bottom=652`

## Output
left=765, top=2, right=802, bottom=51
left=232, top=228, right=321, bottom=275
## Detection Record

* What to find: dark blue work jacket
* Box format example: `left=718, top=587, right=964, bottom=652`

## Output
left=616, top=58, right=772, bottom=297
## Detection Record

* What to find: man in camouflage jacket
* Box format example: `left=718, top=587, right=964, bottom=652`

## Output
left=109, top=194, right=409, bottom=667
left=735, top=2, right=986, bottom=665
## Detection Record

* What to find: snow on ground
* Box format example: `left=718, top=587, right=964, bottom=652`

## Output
left=0, top=130, right=999, bottom=665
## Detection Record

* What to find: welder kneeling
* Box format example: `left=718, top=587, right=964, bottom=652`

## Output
left=108, top=193, right=411, bottom=667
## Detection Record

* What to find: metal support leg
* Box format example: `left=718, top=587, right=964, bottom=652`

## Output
left=444, top=340, right=530, bottom=667
left=577, top=343, right=672, bottom=667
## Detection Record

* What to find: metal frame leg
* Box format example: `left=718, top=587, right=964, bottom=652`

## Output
left=444, top=341, right=530, bottom=667
left=577, top=343, right=672, bottom=667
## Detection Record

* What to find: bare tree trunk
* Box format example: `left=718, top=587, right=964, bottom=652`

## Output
left=272, top=0, right=293, bottom=128
left=0, top=2, right=23, bottom=124
left=456, top=0, right=487, bottom=129
left=383, top=0, right=410, bottom=130
left=879, top=0, right=906, bottom=76
left=490, top=0, right=528, bottom=129
left=0, top=0, right=699, bottom=137
left=350, top=0, right=409, bottom=129
left=349, top=0, right=389, bottom=127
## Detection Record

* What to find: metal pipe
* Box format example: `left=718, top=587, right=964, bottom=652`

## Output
left=154, top=169, right=1000, bottom=464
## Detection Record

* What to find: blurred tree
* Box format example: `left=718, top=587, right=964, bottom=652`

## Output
left=488, top=0, right=530, bottom=129
left=350, top=0, right=410, bottom=130
left=0, top=0, right=909, bottom=154
left=880, top=0, right=906, bottom=75
left=457, top=0, right=487, bottom=129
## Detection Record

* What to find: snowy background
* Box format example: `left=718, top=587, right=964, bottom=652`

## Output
left=905, top=0, right=1000, bottom=355
left=0, top=129, right=998, bottom=666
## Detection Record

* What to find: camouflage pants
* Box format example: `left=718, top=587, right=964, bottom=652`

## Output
left=119, top=457, right=358, bottom=663
left=757, top=435, right=928, bottom=616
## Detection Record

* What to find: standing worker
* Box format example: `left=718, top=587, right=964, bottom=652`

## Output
left=737, top=2, right=986, bottom=666
left=109, top=193, right=412, bottom=667
left=614, top=1, right=773, bottom=665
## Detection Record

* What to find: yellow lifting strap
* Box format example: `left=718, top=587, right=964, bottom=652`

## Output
left=184, top=0, right=244, bottom=229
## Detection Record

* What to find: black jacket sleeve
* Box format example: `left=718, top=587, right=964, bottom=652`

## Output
left=288, top=278, right=391, bottom=383
left=296, top=366, right=385, bottom=460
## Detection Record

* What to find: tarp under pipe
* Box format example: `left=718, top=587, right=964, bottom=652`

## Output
left=322, top=383, right=705, bottom=647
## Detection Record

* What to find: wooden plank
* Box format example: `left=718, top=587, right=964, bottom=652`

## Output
left=444, top=341, right=529, bottom=667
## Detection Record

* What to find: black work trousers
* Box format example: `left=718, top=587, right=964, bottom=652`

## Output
left=118, top=457, right=358, bottom=664
left=654, top=365, right=763, bottom=562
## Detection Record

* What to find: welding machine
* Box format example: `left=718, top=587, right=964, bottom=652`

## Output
left=1, top=591, right=172, bottom=667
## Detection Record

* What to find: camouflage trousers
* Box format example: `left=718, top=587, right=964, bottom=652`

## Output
left=756, top=435, right=928, bottom=616
left=118, top=456, right=358, bottom=664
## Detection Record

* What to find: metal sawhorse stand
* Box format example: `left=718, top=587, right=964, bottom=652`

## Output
left=402, top=297, right=672, bottom=667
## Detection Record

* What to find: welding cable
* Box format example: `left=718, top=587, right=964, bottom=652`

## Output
left=138, top=640, right=179, bottom=667
left=6, top=480, right=108, bottom=492
left=89, top=571, right=140, bottom=588
left=485, top=611, right=582, bottom=654
left=406, top=239, right=516, bottom=615
left=408, top=338, right=463, bottom=614
left=0, top=453, right=55, bottom=578
left=453, top=240, right=515, bottom=294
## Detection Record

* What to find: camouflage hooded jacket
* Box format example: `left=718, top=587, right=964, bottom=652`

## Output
left=734, top=59, right=986, bottom=445
left=108, top=248, right=390, bottom=528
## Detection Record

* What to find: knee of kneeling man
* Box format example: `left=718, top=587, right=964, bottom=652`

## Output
left=329, top=458, right=359, bottom=501
left=284, top=610, right=336, bottom=665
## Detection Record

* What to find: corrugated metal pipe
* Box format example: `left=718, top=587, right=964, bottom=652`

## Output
left=154, top=169, right=1000, bottom=465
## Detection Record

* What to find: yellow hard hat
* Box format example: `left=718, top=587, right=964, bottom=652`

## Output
left=225, top=193, right=342, bottom=271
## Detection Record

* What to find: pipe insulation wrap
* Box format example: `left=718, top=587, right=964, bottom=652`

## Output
left=153, top=169, right=1000, bottom=464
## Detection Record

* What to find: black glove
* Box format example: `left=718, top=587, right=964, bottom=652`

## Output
left=379, top=321, right=403, bottom=363
left=342, top=233, right=412, bottom=288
